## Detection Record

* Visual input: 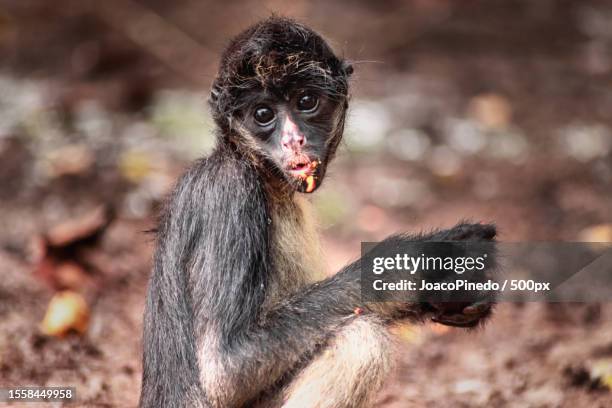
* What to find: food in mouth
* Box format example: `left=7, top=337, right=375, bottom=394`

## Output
left=305, top=175, right=316, bottom=193
left=288, top=159, right=317, bottom=175
left=287, top=159, right=319, bottom=192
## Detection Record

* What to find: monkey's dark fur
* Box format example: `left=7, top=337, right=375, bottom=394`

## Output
left=140, top=17, right=496, bottom=408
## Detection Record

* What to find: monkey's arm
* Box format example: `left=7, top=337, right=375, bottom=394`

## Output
left=202, top=224, right=496, bottom=407
left=200, top=258, right=380, bottom=407
left=198, top=228, right=494, bottom=407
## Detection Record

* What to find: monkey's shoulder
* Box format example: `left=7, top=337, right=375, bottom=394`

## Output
left=178, top=150, right=263, bottom=196
left=162, top=150, right=269, bottom=242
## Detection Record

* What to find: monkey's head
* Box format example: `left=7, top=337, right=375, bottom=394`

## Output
left=210, top=17, right=353, bottom=193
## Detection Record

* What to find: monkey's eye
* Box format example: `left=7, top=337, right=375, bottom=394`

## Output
left=297, top=93, right=319, bottom=112
left=253, top=106, right=275, bottom=126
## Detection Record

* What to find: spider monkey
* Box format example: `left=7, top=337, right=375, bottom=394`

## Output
left=140, top=17, right=496, bottom=408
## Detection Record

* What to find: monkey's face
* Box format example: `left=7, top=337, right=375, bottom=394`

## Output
left=237, top=88, right=346, bottom=193
left=209, top=18, right=353, bottom=193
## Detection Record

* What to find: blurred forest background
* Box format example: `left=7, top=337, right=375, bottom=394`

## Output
left=1, top=0, right=612, bottom=407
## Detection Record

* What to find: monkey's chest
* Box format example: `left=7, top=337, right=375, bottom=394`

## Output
left=264, top=198, right=326, bottom=309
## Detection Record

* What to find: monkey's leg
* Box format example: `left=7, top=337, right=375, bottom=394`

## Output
left=281, top=316, right=394, bottom=408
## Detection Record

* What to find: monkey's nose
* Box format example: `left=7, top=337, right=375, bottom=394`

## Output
left=282, top=133, right=305, bottom=151
left=281, top=117, right=306, bottom=151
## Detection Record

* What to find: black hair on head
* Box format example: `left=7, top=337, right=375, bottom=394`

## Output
left=209, top=16, right=353, bottom=130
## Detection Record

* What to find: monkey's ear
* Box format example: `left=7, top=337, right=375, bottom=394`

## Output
left=210, top=82, right=222, bottom=103
left=342, top=61, right=354, bottom=77
left=208, top=80, right=230, bottom=129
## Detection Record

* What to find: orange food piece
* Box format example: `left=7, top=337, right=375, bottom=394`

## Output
left=305, top=175, right=316, bottom=193
left=41, top=291, right=90, bottom=337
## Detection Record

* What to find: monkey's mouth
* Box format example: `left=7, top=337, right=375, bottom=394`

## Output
left=285, top=158, right=321, bottom=193
left=288, top=161, right=316, bottom=176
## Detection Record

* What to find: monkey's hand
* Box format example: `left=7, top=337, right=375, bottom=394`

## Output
left=427, top=299, right=492, bottom=328
left=419, top=222, right=496, bottom=328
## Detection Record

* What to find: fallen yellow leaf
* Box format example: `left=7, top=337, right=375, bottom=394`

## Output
left=41, top=291, right=90, bottom=337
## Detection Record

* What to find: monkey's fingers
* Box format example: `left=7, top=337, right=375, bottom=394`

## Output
left=430, top=300, right=493, bottom=328
left=462, top=300, right=491, bottom=315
